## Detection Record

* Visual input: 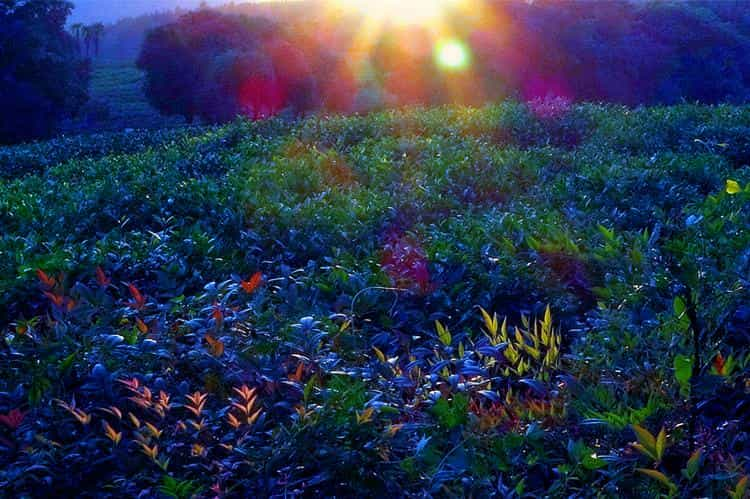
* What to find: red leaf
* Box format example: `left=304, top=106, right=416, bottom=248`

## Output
left=36, top=269, right=56, bottom=289
left=0, top=409, right=27, bottom=430
left=241, top=272, right=264, bottom=294
left=127, top=284, right=145, bottom=310
left=95, top=266, right=111, bottom=288
left=713, top=353, right=726, bottom=376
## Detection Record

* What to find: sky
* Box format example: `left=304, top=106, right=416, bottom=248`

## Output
left=69, top=0, right=238, bottom=25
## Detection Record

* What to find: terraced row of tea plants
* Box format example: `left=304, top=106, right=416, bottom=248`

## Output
left=60, top=62, right=187, bottom=135
left=1, top=102, right=749, bottom=497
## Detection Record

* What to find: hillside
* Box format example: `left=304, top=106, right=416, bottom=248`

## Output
left=61, top=62, right=185, bottom=133
left=1, top=103, right=749, bottom=496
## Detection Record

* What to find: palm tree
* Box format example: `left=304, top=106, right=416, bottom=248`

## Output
left=82, top=25, right=92, bottom=57
left=70, top=23, right=84, bottom=53
left=90, top=23, right=105, bottom=57
left=81, top=23, right=104, bottom=58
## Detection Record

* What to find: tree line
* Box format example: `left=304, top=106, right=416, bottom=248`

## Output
left=137, top=0, right=750, bottom=124
left=0, top=0, right=90, bottom=144
left=4, top=0, right=750, bottom=144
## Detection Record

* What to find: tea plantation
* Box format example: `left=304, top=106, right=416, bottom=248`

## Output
left=1, top=103, right=749, bottom=497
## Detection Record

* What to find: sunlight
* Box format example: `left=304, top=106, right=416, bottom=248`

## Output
left=336, top=0, right=459, bottom=25
left=435, top=39, right=472, bottom=71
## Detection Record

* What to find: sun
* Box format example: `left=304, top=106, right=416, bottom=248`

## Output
left=337, top=0, right=459, bottom=25
left=435, top=39, right=472, bottom=71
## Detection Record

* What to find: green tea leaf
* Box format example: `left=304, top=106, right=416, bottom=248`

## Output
left=674, top=354, right=692, bottom=388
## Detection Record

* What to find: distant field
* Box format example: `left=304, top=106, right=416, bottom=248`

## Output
left=61, top=61, right=185, bottom=134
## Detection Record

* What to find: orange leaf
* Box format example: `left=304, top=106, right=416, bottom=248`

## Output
left=246, top=408, right=262, bottom=425
left=241, top=272, right=263, bottom=294
left=185, top=391, right=208, bottom=407
left=102, top=421, right=122, bottom=445
left=36, top=269, right=56, bottom=289
left=119, top=377, right=140, bottom=391
left=205, top=334, right=225, bottom=357
left=138, top=442, right=159, bottom=460
left=289, top=362, right=305, bottom=382
left=212, top=305, right=224, bottom=323
left=44, top=291, right=65, bottom=308
left=135, top=318, right=149, bottom=334
left=227, top=412, right=242, bottom=429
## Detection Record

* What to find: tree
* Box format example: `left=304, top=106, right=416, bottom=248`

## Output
left=82, top=24, right=104, bottom=57
left=88, top=23, right=105, bottom=57
left=70, top=22, right=84, bottom=52
left=0, top=0, right=90, bottom=144
left=137, top=10, right=319, bottom=123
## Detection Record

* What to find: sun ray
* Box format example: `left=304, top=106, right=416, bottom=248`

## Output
left=333, top=0, right=461, bottom=26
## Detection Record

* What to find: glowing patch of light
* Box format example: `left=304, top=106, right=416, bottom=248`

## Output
left=336, top=0, right=458, bottom=25
left=435, top=39, right=471, bottom=71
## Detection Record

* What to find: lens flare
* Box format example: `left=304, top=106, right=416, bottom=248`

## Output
left=435, top=39, right=472, bottom=71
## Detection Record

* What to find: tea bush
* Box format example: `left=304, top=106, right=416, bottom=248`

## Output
left=1, top=102, right=749, bottom=497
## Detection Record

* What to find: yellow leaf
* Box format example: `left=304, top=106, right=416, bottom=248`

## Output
left=387, top=424, right=403, bottom=437
left=372, top=346, right=386, bottom=363
left=632, top=424, right=656, bottom=452
left=636, top=468, right=677, bottom=493
left=726, top=179, right=742, bottom=195
left=656, top=427, right=667, bottom=460
left=730, top=475, right=749, bottom=499
left=145, top=422, right=163, bottom=439
left=480, top=307, right=498, bottom=336
left=357, top=407, right=375, bottom=424
left=435, top=321, right=451, bottom=346
left=128, top=412, right=141, bottom=428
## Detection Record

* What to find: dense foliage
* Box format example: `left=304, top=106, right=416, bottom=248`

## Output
left=137, top=9, right=352, bottom=124
left=1, top=102, right=749, bottom=496
left=0, top=0, right=90, bottom=144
